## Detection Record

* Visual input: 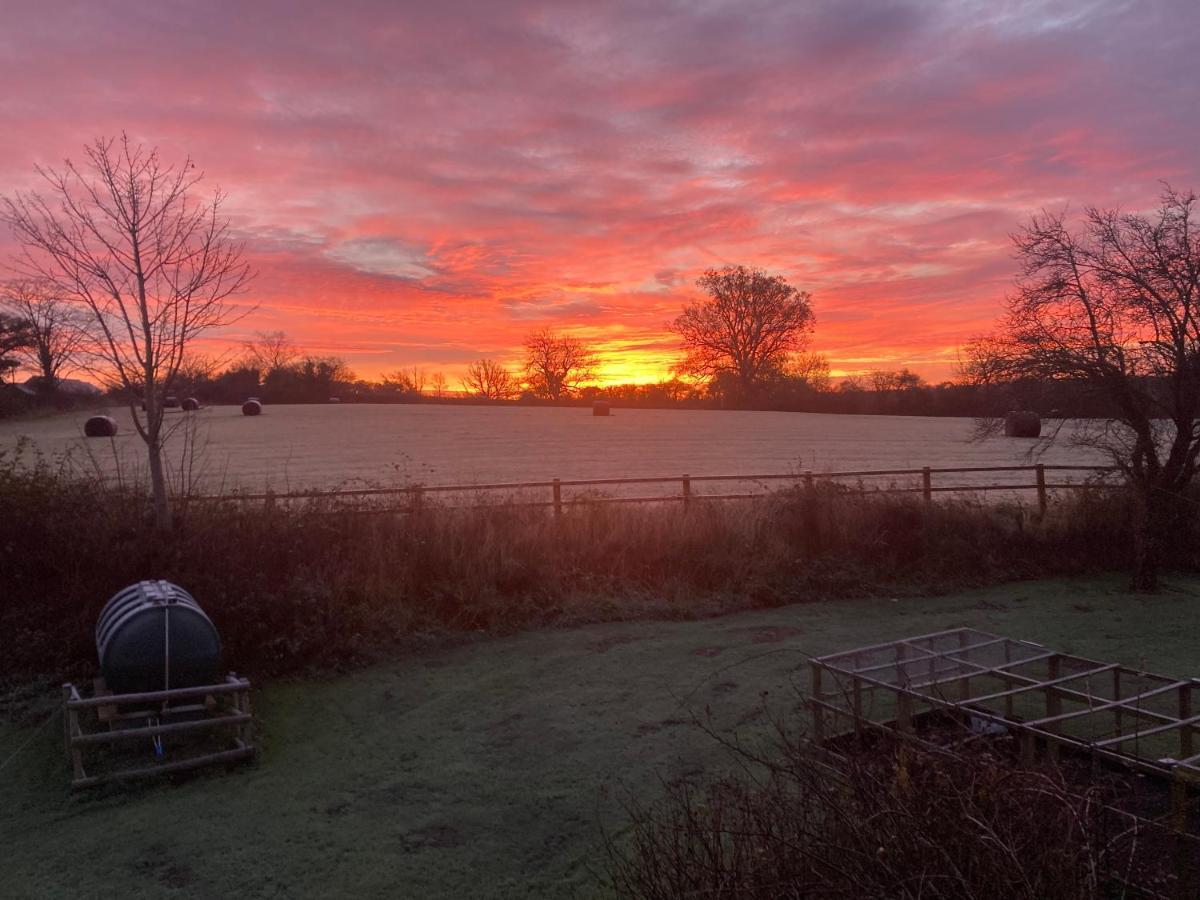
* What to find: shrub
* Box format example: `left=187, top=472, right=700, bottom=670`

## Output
left=0, top=450, right=1188, bottom=696
left=605, top=727, right=1184, bottom=898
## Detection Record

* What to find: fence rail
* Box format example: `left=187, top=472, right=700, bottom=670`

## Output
left=187, top=464, right=1123, bottom=516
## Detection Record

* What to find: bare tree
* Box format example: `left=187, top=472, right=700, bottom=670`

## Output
left=1, top=278, right=88, bottom=390
left=380, top=367, right=425, bottom=396
left=430, top=371, right=448, bottom=398
left=461, top=358, right=518, bottom=400
left=838, top=375, right=867, bottom=393
left=174, top=352, right=223, bottom=396
left=242, top=329, right=297, bottom=376
left=670, top=265, right=814, bottom=403
left=3, top=135, right=252, bottom=529
left=965, top=187, right=1200, bottom=590
left=522, top=328, right=598, bottom=399
left=869, top=368, right=926, bottom=393
left=785, top=351, right=832, bottom=392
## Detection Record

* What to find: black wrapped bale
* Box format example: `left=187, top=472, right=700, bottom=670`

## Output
left=242, top=399, right=263, bottom=416
left=164, top=395, right=180, bottom=409
left=1004, top=410, right=1041, bottom=438
left=592, top=400, right=611, bottom=417
left=83, top=415, right=118, bottom=438
left=181, top=397, right=201, bottom=411
left=95, top=580, right=222, bottom=694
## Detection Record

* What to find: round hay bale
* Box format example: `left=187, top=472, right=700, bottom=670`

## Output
left=84, top=415, right=118, bottom=438
left=181, top=397, right=201, bottom=411
left=163, top=394, right=180, bottom=409
left=242, top=399, right=263, bottom=416
left=592, top=399, right=611, bottom=417
left=1004, top=410, right=1041, bottom=438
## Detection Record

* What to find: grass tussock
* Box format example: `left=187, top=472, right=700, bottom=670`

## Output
left=0, top=444, right=1187, bottom=696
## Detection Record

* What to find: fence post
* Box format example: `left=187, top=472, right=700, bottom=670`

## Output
left=62, top=685, right=72, bottom=763
left=810, top=662, right=825, bottom=743
left=1046, top=655, right=1061, bottom=763
left=1180, top=683, right=1193, bottom=761
left=681, top=474, right=691, bottom=507
left=1035, top=464, right=1047, bottom=515
left=552, top=478, right=562, bottom=518
left=921, top=467, right=932, bottom=504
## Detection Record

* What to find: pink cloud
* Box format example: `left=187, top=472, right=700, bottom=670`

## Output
left=2, top=0, right=1199, bottom=384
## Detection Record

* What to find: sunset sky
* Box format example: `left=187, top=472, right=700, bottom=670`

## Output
left=2, top=0, right=1198, bottom=385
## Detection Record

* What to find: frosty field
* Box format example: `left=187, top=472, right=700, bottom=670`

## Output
left=0, top=403, right=1108, bottom=494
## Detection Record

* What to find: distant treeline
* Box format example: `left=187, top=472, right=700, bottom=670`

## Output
left=137, top=358, right=1125, bottom=420
left=0, top=324, right=1129, bottom=421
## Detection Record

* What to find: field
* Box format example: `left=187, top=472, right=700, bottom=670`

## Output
left=4, top=576, right=1198, bottom=899
left=0, top=403, right=1109, bottom=492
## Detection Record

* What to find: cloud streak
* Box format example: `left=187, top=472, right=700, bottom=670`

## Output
left=2, top=0, right=1198, bottom=382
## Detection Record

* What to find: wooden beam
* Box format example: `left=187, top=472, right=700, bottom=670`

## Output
left=966, top=664, right=1118, bottom=705
left=67, top=679, right=250, bottom=709
left=1093, top=712, right=1200, bottom=749
left=815, top=628, right=989, bottom=665
left=1025, top=681, right=1190, bottom=728
left=847, top=637, right=1009, bottom=678
left=71, top=746, right=255, bottom=789
left=71, top=713, right=252, bottom=747
left=905, top=651, right=1058, bottom=693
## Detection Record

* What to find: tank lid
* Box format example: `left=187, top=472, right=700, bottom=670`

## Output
left=142, top=579, right=185, bottom=605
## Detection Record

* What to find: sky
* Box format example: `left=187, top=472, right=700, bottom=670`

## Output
left=1, top=0, right=1198, bottom=385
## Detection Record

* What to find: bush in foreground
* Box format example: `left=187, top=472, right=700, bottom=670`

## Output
left=1, top=448, right=1191, bottom=696
left=605, top=728, right=1180, bottom=899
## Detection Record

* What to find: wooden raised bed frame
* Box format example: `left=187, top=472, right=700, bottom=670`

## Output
left=810, top=628, right=1200, bottom=898
left=62, top=674, right=254, bottom=789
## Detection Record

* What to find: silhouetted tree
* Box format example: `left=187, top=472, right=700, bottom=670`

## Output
left=671, top=265, right=814, bottom=404
left=1, top=279, right=87, bottom=390
left=3, top=135, right=251, bottom=529
left=209, top=364, right=261, bottom=403
left=522, top=328, right=598, bottom=399
left=966, top=186, right=1200, bottom=590
left=0, top=311, right=33, bottom=382
left=785, top=352, right=833, bottom=392
left=390, top=367, right=427, bottom=395
left=379, top=368, right=425, bottom=400
left=870, top=368, right=926, bottom=393
left=461, top=358, right=518, bottom=400
left=242, top=330, right=298, bottom=376
left=265, top=356, right=354, bottom=403
left=172, top=353, right=223, bottom=397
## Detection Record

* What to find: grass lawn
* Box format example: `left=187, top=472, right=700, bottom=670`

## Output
left=3, top=574, right=1199, bottom=899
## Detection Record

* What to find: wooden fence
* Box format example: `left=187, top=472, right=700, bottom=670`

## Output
left=189, top=464, right=1122, bottom=516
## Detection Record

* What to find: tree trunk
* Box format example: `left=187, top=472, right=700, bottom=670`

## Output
left=1130, top=485, right=1160, bottom=592
left=147, top=437, right=172, bottom=532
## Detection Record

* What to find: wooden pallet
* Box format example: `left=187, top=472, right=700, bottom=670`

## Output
left=62, top=674, right=254, bottom=788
